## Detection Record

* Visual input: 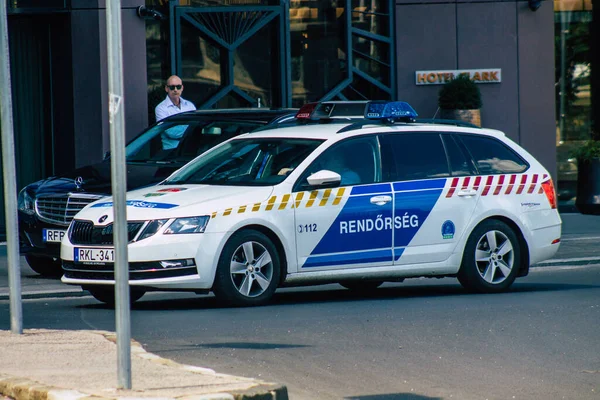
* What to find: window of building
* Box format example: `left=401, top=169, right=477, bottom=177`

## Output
left=554, top=0, right=595, bottom=205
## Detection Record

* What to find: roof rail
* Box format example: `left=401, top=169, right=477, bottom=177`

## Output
left=415, top=118, right=481, bottom=129
left=336, top=119, right=398, bottom=134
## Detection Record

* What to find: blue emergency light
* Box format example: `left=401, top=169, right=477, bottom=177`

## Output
left=364, top=101, right=418, bottom=121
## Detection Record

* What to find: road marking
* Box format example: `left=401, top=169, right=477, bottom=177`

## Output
left=531, top=264, right=600, bottom=271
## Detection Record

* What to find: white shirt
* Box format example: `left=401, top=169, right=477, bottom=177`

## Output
left=155, top=95, right=196, bottom=122
left=155, top=95, right=197, bottom=150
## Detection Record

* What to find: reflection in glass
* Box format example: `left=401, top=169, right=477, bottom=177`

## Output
left=352, top=35, right=390, bottom=86
left=554, top=0, right=593, bottom=203
left=180, top=20, right=222, bottom=107
left=233, top=23, right=275, bottom=107
left=290, top=0, right=347, bottom=107
left=351, top=0, right=390, bottom=37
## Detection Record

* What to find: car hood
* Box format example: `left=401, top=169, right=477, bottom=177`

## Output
left=76, top=185, right=275, bottom=223
left=29, top=161, right=183, bottom=196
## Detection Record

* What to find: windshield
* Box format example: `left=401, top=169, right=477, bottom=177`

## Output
left=124, top=119, right=265, bottom=163
left=164, top=138, right=324, bottom=186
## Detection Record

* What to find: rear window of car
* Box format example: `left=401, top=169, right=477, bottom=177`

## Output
left=459, top=134, right=528, bottom=174
left=380, top=132, right=450, bottom=182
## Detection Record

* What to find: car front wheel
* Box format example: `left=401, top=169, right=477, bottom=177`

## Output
left=458, top=220, right=521, bottom=293
left=213, top=230, right=280, bottom=307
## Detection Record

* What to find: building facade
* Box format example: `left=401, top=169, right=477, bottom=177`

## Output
left=2, top=0, right=595, bottom=231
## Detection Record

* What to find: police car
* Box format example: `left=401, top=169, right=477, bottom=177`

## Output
left=60, top=101, right=562, bottom=306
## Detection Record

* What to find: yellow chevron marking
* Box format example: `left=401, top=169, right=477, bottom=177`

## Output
left=211, top=212, right=217, bottom=219
left=265, top=195, right=277, bottom=211
left=319, top=189, right=332, bottom=207
left=252, top=202, right=261, bottom=212
left=223, top=208, right=232, bottom=216
left=332, top=188, right=346, bottom=205
left=278, top=194, right=291, bottom=210
left=306, top=191, right=319, bottom=207
left=294, top=192, right=305, bottom=208
left=238, top=205, right=247, bottom=214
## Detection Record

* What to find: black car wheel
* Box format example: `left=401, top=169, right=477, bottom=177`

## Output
left=458, top=220, right=521, bottom=293
left=212, top=229, right=280, bottom=307
left=25, top=255, right=63, bottom=277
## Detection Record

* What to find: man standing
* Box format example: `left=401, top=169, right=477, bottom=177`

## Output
left=155, top=75, right=196, bottom=149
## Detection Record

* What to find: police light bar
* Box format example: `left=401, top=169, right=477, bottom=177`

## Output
left=364, top=101, right=418, bottom=120
left=296, top=100, right=417, bottom=121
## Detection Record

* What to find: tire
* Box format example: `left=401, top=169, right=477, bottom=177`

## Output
left=25, top=255, right=63, bottom=277
left=458, top=220, right=521, bottom=293
left=340, top=280, right=383, bottom=291
left=212, top=230, right=280, bottom=307
left=86, top=286, right=145, bottom=306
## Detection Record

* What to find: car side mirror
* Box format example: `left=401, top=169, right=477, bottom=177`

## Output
left=306, top=169, right=341, bottom=187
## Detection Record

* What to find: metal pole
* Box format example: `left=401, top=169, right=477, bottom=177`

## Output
left=0, top=0, right=23, bottom=334
left=105, top=0, right=132, bottom=389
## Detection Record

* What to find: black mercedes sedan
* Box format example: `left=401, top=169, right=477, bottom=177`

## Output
left=18, top=108, right=297, bottom=276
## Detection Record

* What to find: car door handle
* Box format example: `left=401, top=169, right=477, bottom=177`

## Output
left=457, top=189, right=478, bottom=197
left=370, top=195, right=392, bottom=205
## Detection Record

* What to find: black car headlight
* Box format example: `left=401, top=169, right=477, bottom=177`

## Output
left=18, top=188, right=35, bottom=215
left=164, top=216, right=210, bottom=234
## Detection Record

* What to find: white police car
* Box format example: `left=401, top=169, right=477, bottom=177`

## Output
left=60, top=101, right=562, bottom=306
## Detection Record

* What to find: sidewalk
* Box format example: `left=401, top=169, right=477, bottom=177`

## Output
left=0, top=329, right=287, bottom=400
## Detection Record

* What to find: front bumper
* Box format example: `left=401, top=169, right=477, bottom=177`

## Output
left=60, top=230, right=225, bottom=291
left=19, top=212, right=66, bottom=258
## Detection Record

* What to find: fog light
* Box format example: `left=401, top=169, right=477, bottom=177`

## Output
left=159, top=259, right=196, bottom=269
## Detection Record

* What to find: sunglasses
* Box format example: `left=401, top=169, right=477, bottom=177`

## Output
left=167, top=84, right=182, bottom=90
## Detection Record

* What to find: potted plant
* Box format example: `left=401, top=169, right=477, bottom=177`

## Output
left=438, top=75, right=482, bottom=126
left=572, top=135, right=600, bottom=215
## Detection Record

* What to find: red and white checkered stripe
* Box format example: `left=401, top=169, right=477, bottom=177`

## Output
left=445, top=174, right=548, bottom=198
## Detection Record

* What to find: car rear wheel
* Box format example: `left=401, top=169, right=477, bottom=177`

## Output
left=213, top=230, right=280, bottom=307
left=458, top=220, right=521, bottom=293
left=25, top=255, right=63, bottom=277
left=86, top=286, right=145, bottom=306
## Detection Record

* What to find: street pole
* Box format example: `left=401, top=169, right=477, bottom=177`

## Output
left=0, top=0, right=23, bottom=334
left=105, top=0, right=132, bottom=389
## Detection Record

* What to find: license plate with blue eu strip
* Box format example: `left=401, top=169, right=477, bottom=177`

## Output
left=74, top=248, right=115, bottom=264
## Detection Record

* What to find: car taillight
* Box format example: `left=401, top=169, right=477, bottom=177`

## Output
left=541, top=178, right=557, bottom=209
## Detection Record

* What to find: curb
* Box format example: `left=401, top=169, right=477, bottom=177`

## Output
left=0, top=331, right=288, bottom=400
left=0, top=289, right=88, bottom=302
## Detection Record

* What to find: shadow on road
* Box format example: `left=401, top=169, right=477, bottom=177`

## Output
left=75, top=280, right=599, bottom=312
left=345, top=394, right=442, bottom=400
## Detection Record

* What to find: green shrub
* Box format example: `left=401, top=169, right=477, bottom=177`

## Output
left=438, top=75, right=482, bottom=110
left=571, top=139, right=600, bottom=161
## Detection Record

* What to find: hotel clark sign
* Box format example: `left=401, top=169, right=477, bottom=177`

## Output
left=415, top=69, right=501, bottom=85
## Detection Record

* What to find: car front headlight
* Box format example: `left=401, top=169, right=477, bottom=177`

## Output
left=18, top=187, right=35, bottom=215
left=164, top=216, right=210, bottom=234
left=137, top=219, right=168, bottom=241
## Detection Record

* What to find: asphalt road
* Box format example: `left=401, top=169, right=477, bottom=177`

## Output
left=0, top=265, right=599, bottom=399
left=1, top=212, right=600, bottom=399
